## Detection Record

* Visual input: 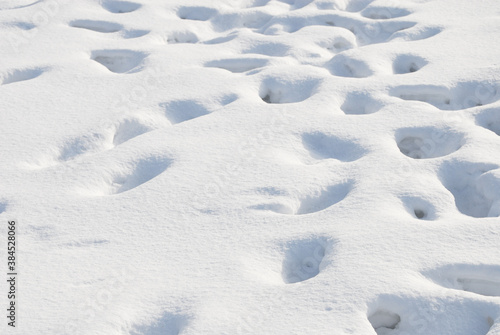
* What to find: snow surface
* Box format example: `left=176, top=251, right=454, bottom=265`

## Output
left=1, top=0, right=500, bottom=334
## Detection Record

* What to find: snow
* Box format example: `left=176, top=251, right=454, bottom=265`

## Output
left=0, top=0, right=500, bottom=334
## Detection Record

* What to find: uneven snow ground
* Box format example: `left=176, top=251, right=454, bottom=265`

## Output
left=1, top=0, right=500, bottom=334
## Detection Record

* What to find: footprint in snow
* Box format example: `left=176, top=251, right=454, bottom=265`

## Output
left=392, top=54, right=428, bottom=74
left=476, top=108, right=500, bottom=136
left=130, top=311, right=189, bottom=335
left=439, top=161, right=500, bottom=218
left=368, top=309, right=401, bottom=335
left=243, top=41, right=291, bottom=57
left=46, top=117, right=157, bottom=165
left=1, top=67, right=44, bottom=85
left=81, top=156, right=172, bottom=196
left=388, top=25, right=443, bottom=42
left=259, top=76, right=320, bottom=103
left=361, top=6, right=411, bottom=20
left=395, top=127, right=465, bottom=159
left=250, top=181, right=353, bottom=215
left=301, top=131, right=366, bottom=162
left=166, top=30, right=199, bottom=44
left=69, top=20, right=148, bottom=39
left=112, top=118, right=156, bottom=146
left=70, top=20, right=122, bottom=33
left=424, top=264, right=500, bottom=297
left=342, top=0, right=376, bottom=12
left=400, top=195, right=437, bottom=220
left=91, top=50, right=147, bottom=74
left=290, top=182, right=352, bottom=215
left=392, top=81, right=499, bottom=110
left=161, top=94, right=237, bottom=125
left=177, top=6, right=218, bottom=21
left=281, top=237, right=330, bottom=284
left=327, top=53, right=373, bottom=78
left=370, top=295, right=495, bottom=335
left=101, top=0, right=141, bottom=14
left=205, top=57, right=269, bottom=73
left=341, top=91, right=384, bottom=115
left=314, top=27, right=357, bottom=53
left=350, top=20, right=417, bottom=46
left=4, top=21, right=35, bottom=30
left=211, top=11, right=274, bottom=32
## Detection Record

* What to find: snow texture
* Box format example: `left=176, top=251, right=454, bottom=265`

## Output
left=1, top=0, right=500, bottom=334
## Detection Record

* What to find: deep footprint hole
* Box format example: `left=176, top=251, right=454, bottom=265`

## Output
left=414, top=208, right=425, bottom=219
left=401, top=196, right=436, bottom=220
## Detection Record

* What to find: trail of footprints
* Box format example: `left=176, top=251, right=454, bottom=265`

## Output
left=272, top=239, right=500, bottom=334
left=230, top=3, right=500, bottom=333
left=3, top=0, right=500, bottom=333
left=368, top=264, right=500, bottom=335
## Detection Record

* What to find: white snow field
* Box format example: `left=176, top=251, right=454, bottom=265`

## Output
left=1, top=0, right=500, bottom=334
